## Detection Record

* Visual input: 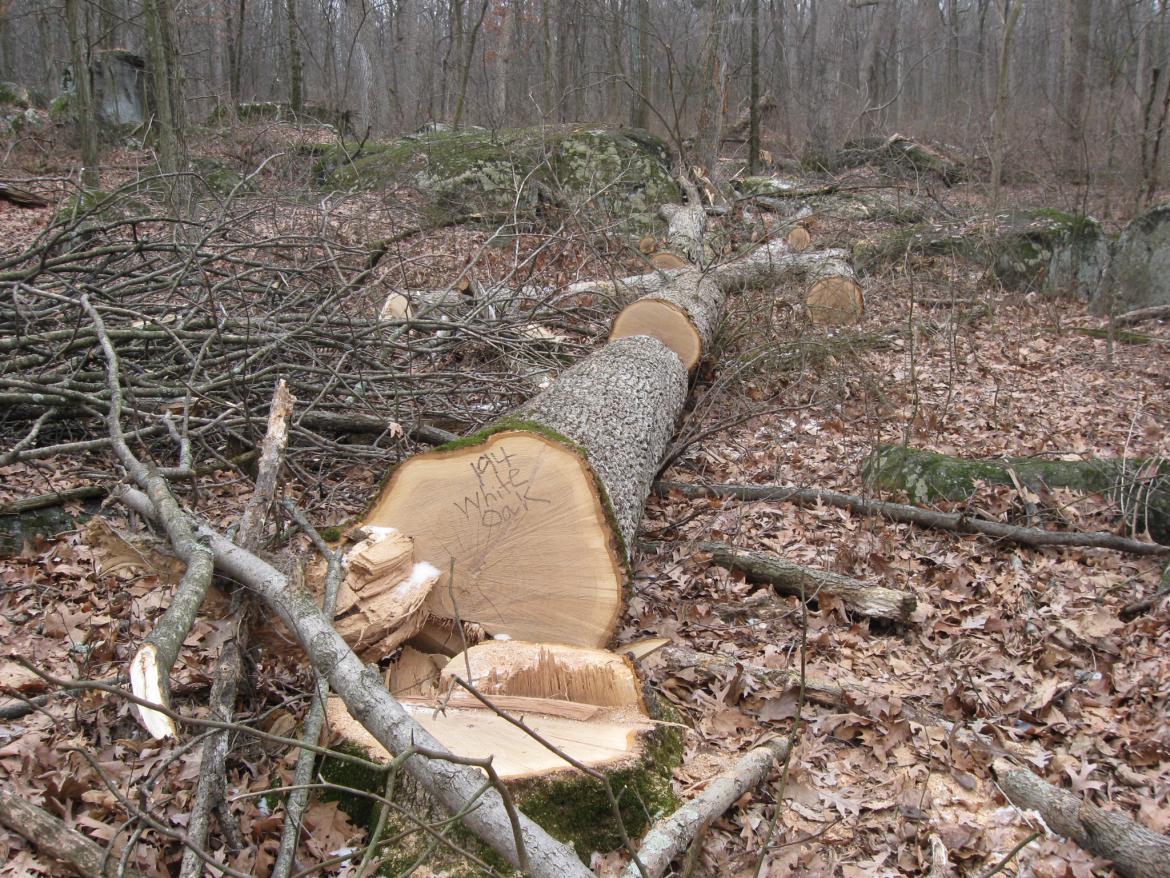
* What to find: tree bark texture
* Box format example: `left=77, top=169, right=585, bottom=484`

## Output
left=674, top=539, right=915, bottom=620
left=993, top=759, right=1170, bottom=878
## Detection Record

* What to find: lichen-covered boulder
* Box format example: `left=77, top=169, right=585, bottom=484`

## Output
left=1094, top=201, right=1170, bottom=314
left=992, top=209, right=1107, bottom=295
left=315, top=125, right=679, bottom=228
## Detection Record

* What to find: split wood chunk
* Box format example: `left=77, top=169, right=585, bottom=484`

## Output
left=386, top=645, right=447, bottom=698
left=363, top=335, right=688, bottom=647
left=786, top=225, right=812, bottom=252
left=329, top=527, right=441, bottom=656
left=609, top=270, right=725, bottom=370
left=442, top=641, right=644, bottom=709
left=333, top=642, right=657, bottom=784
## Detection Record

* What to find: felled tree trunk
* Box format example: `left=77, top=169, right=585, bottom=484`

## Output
left=363, top=335, right=687, bottom=648
left=609, top=270, right=724, bottom=370
left=835, top=134, right=965, bottom=185
left=863, top=444, right=1170, bottom=543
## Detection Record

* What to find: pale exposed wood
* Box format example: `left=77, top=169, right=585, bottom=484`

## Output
left=387, top=646, right=447, bottom=698
left=347, top=526, right=413, bottom=579
left=443, top=641, right=644, bottom=709
left=650, top=252, right=690, bottom=270
left=786, top=225, right=812, bottom=252
left=639, top=235, right=657, bottom=254
left=611, top=298, right=702, bottom=369
left=333, top=558, right=440, bottom=656
left=617, top=636, right=671, bottom=661
left=401, top=693, right=603, bottom=721
left=806, top=274, right=864, bottom=325
left=365, top=335, right=687, bottom=648
left=326, top=696, right=654, bottom=782
left=366, top=432, right=625, bottom=646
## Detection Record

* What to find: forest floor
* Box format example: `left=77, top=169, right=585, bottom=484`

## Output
left=1, top=122, right=1169, bottom=878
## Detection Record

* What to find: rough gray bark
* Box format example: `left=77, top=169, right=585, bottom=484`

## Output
left=65, top=0, right=98, bottom=189
left=117, top=487, right=596, bottom=878
left=863, top=445, right=1170, bottom=543
left=993, top=759, right=1170, bottom=878
left=660, top=179, right=710, bottom=266
left=512, top=335, right=688, bottom=553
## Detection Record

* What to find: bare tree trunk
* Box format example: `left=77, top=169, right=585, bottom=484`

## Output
left=629, top=0, right=650, bottom=128
left=143, top=0, right=188, bottom=210
left=989, top=0, right=1020, bottom=211
left=452, top=0, right=489, bottom=127
left=286, top=0, right=303, bottom=113
left=1063, top=0, right=1091, bottom=175
left=66, top=0, right=99, bottom=190
left=695, top=0, right=728, bottom=177
left=748, top=0, right=760, bottom=173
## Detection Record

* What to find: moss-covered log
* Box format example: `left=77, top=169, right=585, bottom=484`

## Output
left=363, top=335, right=687, bottom=647
left=863, top=445, right=1170, bottom=543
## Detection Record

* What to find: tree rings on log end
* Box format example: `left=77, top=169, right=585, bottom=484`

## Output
left=786, top=226, right=812, bottom=252
left=363, top=431, right=624, bottom=648
left=807, top=277, right=864, bottom=325
left=609, top=299, right=702, bottom=370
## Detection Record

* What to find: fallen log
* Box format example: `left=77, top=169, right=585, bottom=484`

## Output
left=619, top=737, right=792, bottom=878
left=652, top=644, right=849, bottom=707
left=644, top=539, right=914, bottom=620
left=992, top=759, right=1170, bottom=878
left=609, top=269, right=724, bottom=370
left=660, top=177, right=710, bottom=266
left=863, top=445, right=1170, bottom=543
left=363, top=335, right=687, bottom=647
left=656, top=481, right=1170, bottom=556
left=0, top=784, right=144, bottom=878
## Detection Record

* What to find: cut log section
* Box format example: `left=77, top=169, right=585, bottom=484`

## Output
left=805, top=258, right=864, bottom=325
left=362, top=335, right=688, bottom=647
left=786, top=225, right=812, bottom=252
left=326, top=641, right=682, bottom=858
left=609, top=270, right=724, bottom=370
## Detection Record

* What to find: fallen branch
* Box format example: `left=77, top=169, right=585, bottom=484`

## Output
left=646, top=539, right=914, bottom=620
left=116, top=485, right=594, bottom=878
left=0, top=784, right=142, bottom=878
left=619, top=738, right=791, bottom=878
left=992, top=759, right=1170, bottom=878
left=0, top=485, right=106, bottom=516
left=656, top=481, right=1170, bottom=557
left=179, top=379, right=294, bottom=878
left=1114, top=304, right=1170, bottom=326
left=652, top=645, right=849, bottom=707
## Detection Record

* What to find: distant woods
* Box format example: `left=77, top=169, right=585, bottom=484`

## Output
left=4, top=0, right=1170, bottom=188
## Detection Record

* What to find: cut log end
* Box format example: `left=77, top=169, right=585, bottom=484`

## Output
left=650, top=252, right=691, bottom=271
left=363, top=430, right=625, bottom=648
left=786, top=226, right=812, bottom=252
left=609, top=299, right=702, bottom=370
left=806, top=276, right=864, bottom=325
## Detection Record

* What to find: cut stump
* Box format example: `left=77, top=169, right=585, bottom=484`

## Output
left=362, top=335, right=687, bottom=647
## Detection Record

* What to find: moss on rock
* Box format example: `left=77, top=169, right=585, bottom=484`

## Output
left=315, top=125, right=679, bottom=229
